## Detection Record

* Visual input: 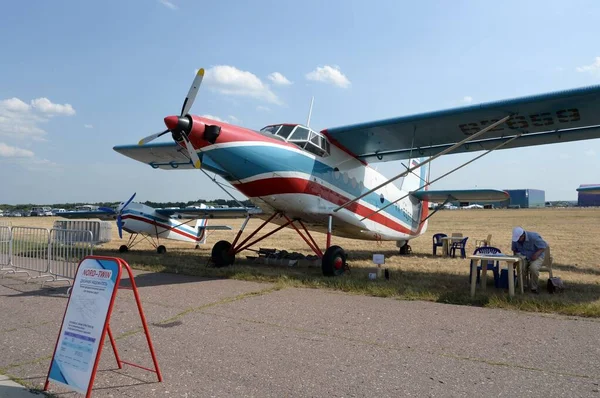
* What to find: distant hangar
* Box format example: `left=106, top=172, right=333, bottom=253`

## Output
left=577, top=184, right=600, bottom=207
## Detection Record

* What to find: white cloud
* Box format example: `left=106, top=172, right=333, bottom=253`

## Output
left=159, top=0, right=178, bottom=10
left=257, top=105, right=271, bottom=112
left=201, top=114, right=225, bottom=122
left=305, top=65, right=351, bottom=88
left=84, top=124, right=93, bottom=129
left=0, top=97, right=76, bottom=141
left=267, top=72, right=292, bottom=86
left=201, top=114, right=241, bottom=124
left=0, top=143, right=34, bottom=158
left=3, top=98, right=30, bottom=112
left=459, top=96, right=473, bottom=104
left=204, top=65, right=281, bottom=104
left=576, top=57, right=600, bottom=76
left=31, top=98, right=75, bottom=115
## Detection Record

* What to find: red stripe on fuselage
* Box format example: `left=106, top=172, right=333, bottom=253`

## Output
left=122, top=214, right=202, bottom=241
left=233, top=177, right=419, bottom=235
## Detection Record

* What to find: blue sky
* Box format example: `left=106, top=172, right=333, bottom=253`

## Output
left=1, top=0, right=599, bottom=205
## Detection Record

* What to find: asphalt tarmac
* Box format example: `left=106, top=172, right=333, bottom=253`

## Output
left=1, top=270, right=599, bottom=397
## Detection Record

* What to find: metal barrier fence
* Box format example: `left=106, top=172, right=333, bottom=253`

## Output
left=0, top=226, right=94, bottom=286
left=0, top=226, right=11, bottom=269
left=47, top=228, right=94, bottom=283
left=52, top=220, right=112, bottom=245
left=8, top=226, right=52, bottom=281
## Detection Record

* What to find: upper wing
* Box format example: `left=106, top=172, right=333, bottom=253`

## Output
left=156, top=206, right=262, bottom=219
left=59, top=210, right=116, bottom=221
left=113, top=142, right=231, bottom=177
left=323, top=85, right=600, bottom=163
left=411, top=189, right=508, bottom=202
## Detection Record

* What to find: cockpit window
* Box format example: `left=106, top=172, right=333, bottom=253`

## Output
left=276, top=125, right=295, bottom=139
left=260, top=125, right=281, bottom=135
left=289, top=126, right=310, bottom=141
left=259, top=123, right=330, bottom=157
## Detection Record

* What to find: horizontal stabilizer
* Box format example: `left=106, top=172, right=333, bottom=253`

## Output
left=201, top=225, right=233, bottom=231
left=411, top=189, right=509, bottom=202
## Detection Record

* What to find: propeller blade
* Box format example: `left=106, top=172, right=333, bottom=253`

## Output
left=183, top=136, right=201, bottom=169
left=138, top=129, right=170, bottom=145
left=180, top=68, right=205, bottom=117
left=122, top=192, right=136, bottom=211
left=117, top=214, right=123, bottom=239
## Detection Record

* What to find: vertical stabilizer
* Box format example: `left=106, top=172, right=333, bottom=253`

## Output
left=195, top=217, right=208, bottom=244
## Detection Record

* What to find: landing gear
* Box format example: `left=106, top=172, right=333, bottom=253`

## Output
left=399, top=242, right=412, bottom=255
left=322, top=245, right=347, bottom=277
left=211, top=213, right=349, bottom=276
left=211, top=240, right=235, bottom=267
left=157, top=245, right=167, bottom=254
left=119, top=245, right=129, bottom=253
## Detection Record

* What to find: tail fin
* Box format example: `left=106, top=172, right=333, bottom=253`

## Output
left=400, top=157, right=429, bottom=193
left=195, top=218, right=208, bottom=244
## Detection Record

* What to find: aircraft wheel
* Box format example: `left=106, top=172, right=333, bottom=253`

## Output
left=322, top=245, right=347, bottom=277
left=211, top=240, right=235, bottom=267
left=157, top=245, right=167, bottom=254
left=119, top=245, right=129, bottom=253
left=399, top=242, right=412, bottom=255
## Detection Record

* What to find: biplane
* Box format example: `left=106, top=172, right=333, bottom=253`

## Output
left=60, top=193, right=238, bottom=253
left=114, top=68, right=600, bottom=275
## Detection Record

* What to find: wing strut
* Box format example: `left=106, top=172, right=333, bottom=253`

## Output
left=358, top=132, right=523, bottom=222
left=333, top=114, right=512, bottom=212
left=200, top=169, right=249, bottom=210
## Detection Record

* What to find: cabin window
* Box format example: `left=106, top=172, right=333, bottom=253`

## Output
left=276, top=125, right=295, bottom=139
left=289, top=126, right=310, bottom=141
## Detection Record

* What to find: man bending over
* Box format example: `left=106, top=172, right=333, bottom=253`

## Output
left=511, top=226, right=547, bottom=294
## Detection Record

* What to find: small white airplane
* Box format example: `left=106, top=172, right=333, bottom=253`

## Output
left=60, top=193, right=241, bottom=254
left=113, top=68, right=600, bottom=276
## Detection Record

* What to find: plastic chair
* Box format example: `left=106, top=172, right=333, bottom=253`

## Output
left=469, top=246, right=502, bottom=286
left=475, top=234, right=492, bottom=248
left=432, top=233, right=447, bottom=255
left=450, top=237, right=468, bottom=258
left=523, top=246, right=553, bottom=287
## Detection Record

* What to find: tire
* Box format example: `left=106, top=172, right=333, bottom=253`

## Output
left=119, top=245, right=129, bottom=253
left=157, top=245, right=167, bottom=254
left=322, top=245, right=347, bottom=277
left=211, top=240, right=235, bottom=267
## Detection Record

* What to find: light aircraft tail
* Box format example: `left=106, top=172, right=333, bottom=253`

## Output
left=195, top=218, right=208, bottom=244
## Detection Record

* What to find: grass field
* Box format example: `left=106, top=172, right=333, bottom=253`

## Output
left=4, top=207, right=600, bottom=317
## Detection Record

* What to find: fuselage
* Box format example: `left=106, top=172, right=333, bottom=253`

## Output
left=181, top=116, right=430, bottom=243
left=119, top=202, right=207, bottom=243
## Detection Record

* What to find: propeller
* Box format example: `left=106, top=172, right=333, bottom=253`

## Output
left=116, top=192, right=136, bottom=239
left=137, top=68, right=205, bottom=169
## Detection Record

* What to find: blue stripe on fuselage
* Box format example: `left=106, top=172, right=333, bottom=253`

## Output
left=205, top=145, right=420, bottom=230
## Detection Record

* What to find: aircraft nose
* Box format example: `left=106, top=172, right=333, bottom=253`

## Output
left=164, top=115, right=179, bottom=130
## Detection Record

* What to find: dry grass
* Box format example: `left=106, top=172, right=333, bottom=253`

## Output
left=6, top=208, right=600, bottom=317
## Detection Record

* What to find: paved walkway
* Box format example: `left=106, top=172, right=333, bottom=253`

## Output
left=1, top=270, right=599, bottom=397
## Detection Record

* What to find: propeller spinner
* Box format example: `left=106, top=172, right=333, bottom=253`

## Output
left=138, top=68, right=204, bottom=169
